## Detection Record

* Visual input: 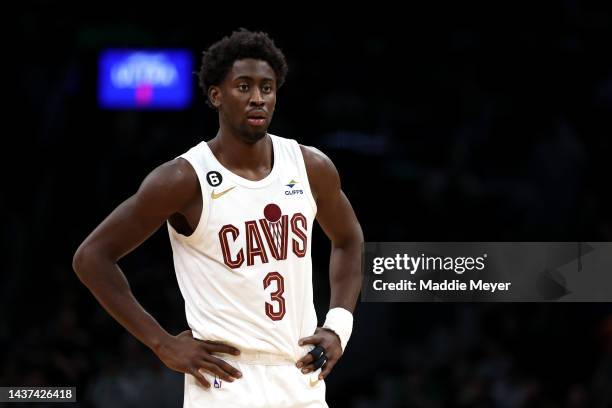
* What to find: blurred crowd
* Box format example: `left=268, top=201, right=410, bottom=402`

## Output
left=347, top=304, right=612, bottom=407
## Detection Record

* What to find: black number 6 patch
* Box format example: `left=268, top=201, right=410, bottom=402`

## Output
left=206, top=171, right=223, bottom=187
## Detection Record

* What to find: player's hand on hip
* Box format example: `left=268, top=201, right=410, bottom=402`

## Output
left=296, top=327, right=342, bottom=380
left=155, top=329, right=242, bottom=388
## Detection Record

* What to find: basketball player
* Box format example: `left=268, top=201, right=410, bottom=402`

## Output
left=72, top=29, right=363, bottom=407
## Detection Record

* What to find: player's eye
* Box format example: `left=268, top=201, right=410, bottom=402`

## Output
left=262, top=85, right=272, bottom=93
left=238, top=84, right=249, bottom=92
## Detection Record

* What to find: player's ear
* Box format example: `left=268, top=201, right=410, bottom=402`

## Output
left=208, top=86, right=221, bottom=109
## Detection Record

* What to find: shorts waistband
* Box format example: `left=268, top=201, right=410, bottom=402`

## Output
left=212, top=350, right=296, bottom=366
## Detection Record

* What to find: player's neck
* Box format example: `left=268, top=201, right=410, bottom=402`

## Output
left=208, top=129, right=273, bottom=176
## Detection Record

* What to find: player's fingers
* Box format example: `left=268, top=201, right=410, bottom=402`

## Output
left=300, top=362, right=316, bottom=374
left=206, top=355, right=243, bottom=379
left=200, top=361, right=235, bottom=382
left=318, top=358, right=336, bottom=380
left=296, top=353, right=314, bottom=368
left=300, top=352, right=326, bottom=373
left=298, top=335, right=320, bottom=346
left=199, top=340, right=241, bottom=356
left=189, top=368, right=211, bottom=389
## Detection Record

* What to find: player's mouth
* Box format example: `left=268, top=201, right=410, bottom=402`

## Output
left=246, top=110, right=267, bottom=127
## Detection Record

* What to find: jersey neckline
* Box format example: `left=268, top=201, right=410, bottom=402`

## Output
left=202, top=133, right=280, bottom=188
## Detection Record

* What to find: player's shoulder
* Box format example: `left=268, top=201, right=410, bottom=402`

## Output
left=299, top=144, right=336, bottom=173
left=146, top=157, right=197, bottom=188
left=137, top=157, right=199, bottom=204
left=298, top=144, right=340, bottom=194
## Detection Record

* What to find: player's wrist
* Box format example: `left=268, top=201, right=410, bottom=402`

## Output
left=321, top=327, right=342, bottom=346
left=150, top=331, right=174, bottom=356
left=322, top=307, right=353, bottom=353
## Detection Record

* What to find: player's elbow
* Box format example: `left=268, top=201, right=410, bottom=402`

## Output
left=72, top=244, right=96, bottom=282
left=354, top=223, right=364, bottom=247
left=333, top=225, right=364, bottom=251
left=346, top=222, right=364, bottom=249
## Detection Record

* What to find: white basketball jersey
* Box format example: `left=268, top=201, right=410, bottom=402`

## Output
left=167, top=134, right=318, bottom=361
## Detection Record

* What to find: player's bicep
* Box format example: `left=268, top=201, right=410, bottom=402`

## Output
left=78, top=159, right=197, bottom=262
left=316, top=187, right=361, bottom=246
left=303, top=148, right=361, bottom=246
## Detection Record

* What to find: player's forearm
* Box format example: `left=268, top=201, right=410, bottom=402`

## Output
left=328, top=236, right=363, bottom=313
left=72, top=249, right=172, bottom=353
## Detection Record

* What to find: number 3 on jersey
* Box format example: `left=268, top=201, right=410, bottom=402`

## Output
left=263, top=271, right=286, bottom=320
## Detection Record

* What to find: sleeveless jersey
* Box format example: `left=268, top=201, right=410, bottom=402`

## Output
left=167, top=134, right=318, bottom=361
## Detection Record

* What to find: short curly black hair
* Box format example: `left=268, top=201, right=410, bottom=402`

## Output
left=198, top=28, right=288, bottom=109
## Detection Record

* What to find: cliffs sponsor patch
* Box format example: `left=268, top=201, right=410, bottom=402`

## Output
left=285, top=179, right=304, bottom=195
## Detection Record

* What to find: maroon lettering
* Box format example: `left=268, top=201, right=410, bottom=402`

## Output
left=246, top=220, right=269, bottom=266
left=219, top=224, right=244, bottom=268
left=291, top=213, right=307, bottom=257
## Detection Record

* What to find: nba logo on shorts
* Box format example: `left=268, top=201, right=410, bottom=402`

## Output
left=214, top=376, right=222, bottom=388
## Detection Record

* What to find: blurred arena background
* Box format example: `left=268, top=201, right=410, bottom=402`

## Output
left=2, top=3, right=612, bottom=407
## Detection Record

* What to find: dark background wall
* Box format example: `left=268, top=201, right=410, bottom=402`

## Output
left=3, top=3, right=612, bottom=407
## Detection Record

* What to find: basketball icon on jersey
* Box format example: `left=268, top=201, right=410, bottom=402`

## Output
left=264, top=204, right=284, bottom=254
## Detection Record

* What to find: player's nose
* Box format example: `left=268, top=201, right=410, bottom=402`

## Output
left=249, top=88, right=265, bottom=105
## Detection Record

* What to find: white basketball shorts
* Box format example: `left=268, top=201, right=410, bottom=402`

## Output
left=183, top=350, right=328, bottom=408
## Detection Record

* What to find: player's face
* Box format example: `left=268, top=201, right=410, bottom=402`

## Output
left=213, top=58, right=277, bottom=143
